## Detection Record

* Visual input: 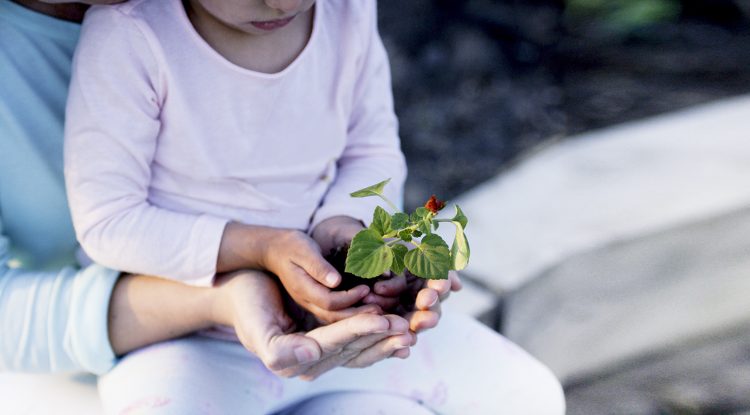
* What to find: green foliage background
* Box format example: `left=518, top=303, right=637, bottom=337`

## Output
left=566, top=0, right=681, bottom=32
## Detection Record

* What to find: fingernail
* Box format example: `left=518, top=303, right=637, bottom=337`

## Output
left=294, top=347, right=315, bottom=364
left=428, top=296, right=438, bottom=308
left=325, top=273, right=339, bottom=287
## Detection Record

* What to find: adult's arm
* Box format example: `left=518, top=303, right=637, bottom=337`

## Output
left=0, top=215, right=119, bottom=374
left=0, top=230, right=408, bottom=377
left=110, top=270, right=416, bottom=379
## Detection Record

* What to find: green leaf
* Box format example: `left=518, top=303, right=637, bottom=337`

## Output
left=369, top=206, right=392, bottom=236
left=345, top=229, right=393, bottom=278
left=411, top=207, right=431, bottom=222
left=450, top=222, right=470, bottom=271
left=398, top=230, right=412, bottom=242
left=404, top=234, right=451, bottom=280
left=390, top=244, right=408, bottom=275
left=350, top=178, right=391, bottom=198
left=391, top=212, right=410, bottom=230
left=451, top=205, right=468, bottom=229
left=413, top=230, right=423, bottom=238
left=418, top=218, right=432, bottom=235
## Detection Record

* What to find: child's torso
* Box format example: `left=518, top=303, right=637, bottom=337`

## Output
left=123, top=0, right=368, bottom=230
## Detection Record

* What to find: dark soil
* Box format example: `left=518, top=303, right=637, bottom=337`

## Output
left=378, top=0, right=750, bottom=210
left=324, top=245, right=421, bottom=314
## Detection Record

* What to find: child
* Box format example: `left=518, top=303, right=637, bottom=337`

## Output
left=64, top=0, right=566, bottom=413
left=64, top=0, right=407, bottom=324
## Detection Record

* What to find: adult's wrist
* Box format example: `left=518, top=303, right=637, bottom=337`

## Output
left=209, top=273, right=236, bottom=327
left=217, top=222, right=278, bottom=273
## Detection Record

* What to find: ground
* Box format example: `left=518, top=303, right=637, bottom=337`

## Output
left=377, top=0, right=750, bottom=210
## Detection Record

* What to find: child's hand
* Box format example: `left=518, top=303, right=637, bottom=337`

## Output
left=311, top=216, right=404, bottom=310
left=261, top=228, right=377, bottom=324
left=310, top=215, right=365, bottom=256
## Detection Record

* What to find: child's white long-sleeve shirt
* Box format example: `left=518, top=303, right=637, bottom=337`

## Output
left=64, top=0, right=407, bottom=286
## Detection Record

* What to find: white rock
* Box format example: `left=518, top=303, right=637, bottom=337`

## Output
left=448, top=95, right=750, bottom=292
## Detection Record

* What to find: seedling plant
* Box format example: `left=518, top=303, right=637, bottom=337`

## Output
left=344, top=179, right=470, bottom=281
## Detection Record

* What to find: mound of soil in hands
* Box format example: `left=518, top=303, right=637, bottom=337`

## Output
left=324, top=245, right=422, bottom=315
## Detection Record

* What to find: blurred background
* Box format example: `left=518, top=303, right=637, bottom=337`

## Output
left=377, top=1, right=750, bottom=414
left=378, top=0, right=750, bottom=208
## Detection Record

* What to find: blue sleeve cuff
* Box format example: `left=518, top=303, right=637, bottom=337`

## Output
left=65, top=265, right=120, bottom=375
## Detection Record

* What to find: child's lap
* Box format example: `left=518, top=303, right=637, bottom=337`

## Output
left=98, top=313, right=565, bottom=415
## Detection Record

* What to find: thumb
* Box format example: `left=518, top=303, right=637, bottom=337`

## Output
left=295, top=247, right=342, bottom=289
left=260, top=333, right=322, bottom=373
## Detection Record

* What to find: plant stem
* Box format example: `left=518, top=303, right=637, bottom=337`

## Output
left=386, top=239, right=402, bottom=247
left=377, top=194, right=400, bottom=213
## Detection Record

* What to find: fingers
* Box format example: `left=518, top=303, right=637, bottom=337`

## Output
left=426, top=278, right=451, bottom=301
left=293, top=246, right=343, bottom=289
left=391, top=347, right=410, bottom=359
left=341, top=331, right=415, bottom=370
left=289, top=267, right=369, bottom=309
left=306, top=303, right=383, bottom=325
left=271, top=313, right=395, bottom=379
left=405, top=309, right=440, bottom=333
left=340, top=314, right=410, bottom=351
left=305, top=313, right=393, bottom=352
left=373, top=274, right=407, bottom=296
left=448, top=271, right=463, bottom=292
left=409, top=288, right=443, bottom=332
left=302, top=315, right=412, bottom=379
left=414, top=287, right=439, bottom=310
left=360, top=274, right=408, bottom=310
left=275, top=314, right=414, bottom=380
left=261, top=333, right=322, bottom=373
left=362, top=293, right=400, bottom=310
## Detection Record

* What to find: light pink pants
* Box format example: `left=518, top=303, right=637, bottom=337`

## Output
left=99, top=313, right=565, bottom=415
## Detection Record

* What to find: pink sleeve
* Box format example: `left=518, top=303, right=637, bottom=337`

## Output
left=309, top=1, right=408, bottom=231
left=64, top=8, right=227, bottom=286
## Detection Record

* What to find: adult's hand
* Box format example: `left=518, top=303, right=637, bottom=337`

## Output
left=403, top=271, right=463, bottom=333
left=213, top=270, right=414, bottom=380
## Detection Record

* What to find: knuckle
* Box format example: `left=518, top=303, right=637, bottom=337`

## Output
left=345, top=360, right=369, bottom=369
left=316, top=310, right=336, bottom=324
left=318, top=296, right=334, bottom=310
left=262, top=354, right=285, bottom=372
